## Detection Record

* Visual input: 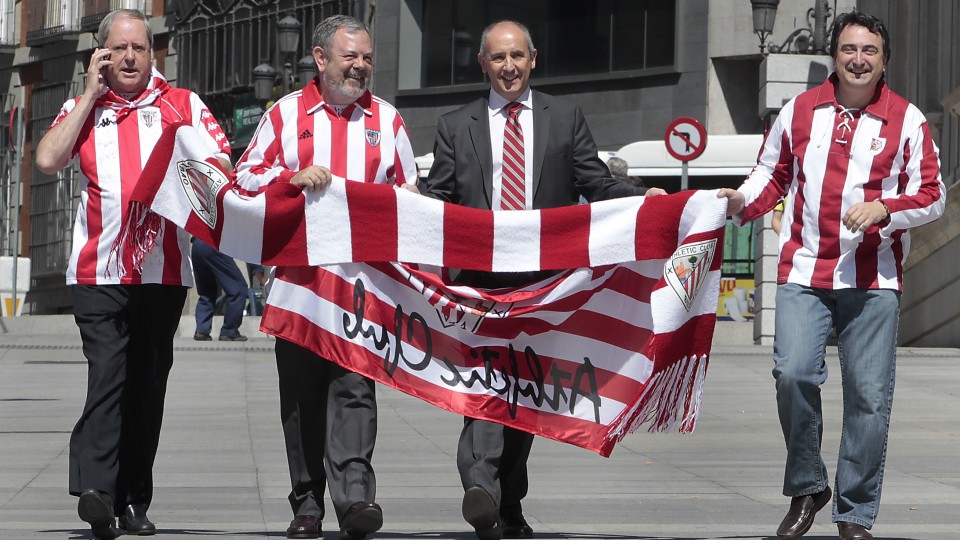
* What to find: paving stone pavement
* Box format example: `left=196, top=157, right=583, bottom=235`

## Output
left=1, top=317, right=958, bottom=539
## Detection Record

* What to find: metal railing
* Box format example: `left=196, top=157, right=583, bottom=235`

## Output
left=25, top=0, right=81, bottom=46
left=28, top=83, right=78, bottom=278
left=177, top=0, right=358, bottom=96
left=81, top=0, right=148, bottom=34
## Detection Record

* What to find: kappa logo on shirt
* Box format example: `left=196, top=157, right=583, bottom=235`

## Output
left=96, top=116, right=116, bottom=128
left=298, top=129, right=313, bottom=140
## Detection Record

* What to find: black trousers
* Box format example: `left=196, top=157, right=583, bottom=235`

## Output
left=276, top=339, right=377, bottom=522
left=69, top=284, right=186, bottom=514
left=458, top=418, right=534, bottom=512
left=453, top=271, right=542, bottom=513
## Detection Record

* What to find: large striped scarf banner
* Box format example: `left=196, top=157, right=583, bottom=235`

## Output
left=123, top=122, right=728, bottom=456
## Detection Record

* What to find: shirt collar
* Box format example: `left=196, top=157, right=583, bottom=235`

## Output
left=301, top=77, right=373, bottom=117
left=814, top=73, right=891, bottom=121
left=487, top=87, right=532, bottom=118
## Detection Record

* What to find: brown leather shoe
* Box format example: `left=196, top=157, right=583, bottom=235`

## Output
left=775, top=486, right=831, bottom=539
left=286, top=514, right=321, bottom=539
left=838, top=522, right=874, bottom=540
left=462, top=486, right=502, bottom=540
left=339, top=501, right=383, bottom=540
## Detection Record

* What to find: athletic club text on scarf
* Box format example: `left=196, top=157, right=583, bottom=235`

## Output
left=115, top=123, right=728, bottom=456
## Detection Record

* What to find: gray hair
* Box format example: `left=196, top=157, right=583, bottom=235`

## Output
left=607, top=157, right=629, bottom=179
left=312, top=14, right=370, bottom=50
left=98, top=9, right=153, bottom=48
left=479, top=20, right=535, bottom=57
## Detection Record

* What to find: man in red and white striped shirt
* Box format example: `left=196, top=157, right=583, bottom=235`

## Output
left=235, top=14, right=417, bottom=540
left=719, top=12, right=944, bottom=540
left=35, top=9, right=231, bottom=540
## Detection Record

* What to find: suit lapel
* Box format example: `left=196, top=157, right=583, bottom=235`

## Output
left=468, top=99, right=494, bottom=207
left=531, top=90, right=549, bottom=202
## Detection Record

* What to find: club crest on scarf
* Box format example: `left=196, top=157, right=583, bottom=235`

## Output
left=365, top=128, right=381, bottom=147
left=432, top=293, right=512, bottom=333
left=664, top=239, right=717, bottom=311
left=177, top=159, right=230, bottom=228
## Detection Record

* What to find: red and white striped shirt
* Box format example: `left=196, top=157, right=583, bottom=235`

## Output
left=54, top=72, right=230, bottom=286
left=235, top=81, right=417, bottom=298
left=235, top=81, right=417, bottom=193
left=736, top=75, right=945, bottom=291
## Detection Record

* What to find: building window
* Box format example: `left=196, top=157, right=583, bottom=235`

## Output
left=24, top=0, right=81, bottom=46
left=0, top=0, right=16, bottom=48
left=420, top=0, right=675, bottom=88
left=80, top=0, right=149, bottom=33
left=29, top=83, right=79, bottom=278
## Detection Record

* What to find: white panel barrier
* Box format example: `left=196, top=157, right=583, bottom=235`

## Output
left=0, top=256, right=29, bottom=316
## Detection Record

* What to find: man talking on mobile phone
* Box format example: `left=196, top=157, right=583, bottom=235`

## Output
left=35, top=9, right=232, bottom=540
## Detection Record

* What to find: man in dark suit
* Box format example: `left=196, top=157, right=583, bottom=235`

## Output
left=420, top=20, right=664, bottom=540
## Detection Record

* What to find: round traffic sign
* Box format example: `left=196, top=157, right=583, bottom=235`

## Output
left=664, top=117, right=707, bottom=162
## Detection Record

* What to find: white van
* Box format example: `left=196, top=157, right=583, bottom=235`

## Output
left=615, top=134, right=763, bottom=192
left=616, top=134, right=766, bottom=321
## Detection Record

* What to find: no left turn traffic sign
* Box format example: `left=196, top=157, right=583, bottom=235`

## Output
left=664, top=117, right=707, bottom=162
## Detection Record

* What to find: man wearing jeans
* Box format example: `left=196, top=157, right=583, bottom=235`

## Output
left=718, top=11, right=944, bottom=540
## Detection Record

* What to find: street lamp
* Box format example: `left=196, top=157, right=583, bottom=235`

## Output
left=251, top=14, right=302, bottom=101
left=297, top=55, right=316, bottom=88
left=751, top=0, right=833, bottom=55
left=277, top=15, right=302, bottom=57
left=252, top=63, right=277, bottom=102
left=749, top=0, right=779, bottom=55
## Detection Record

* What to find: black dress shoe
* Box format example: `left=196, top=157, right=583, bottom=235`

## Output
left=119, top=503, right=156, bottom=535
left=339, top=501, right=383, bottom=540
left=77, top=490, right=118, bottom=540
left=193, top=332, right=212, bottom=341
left=286, top=514, right=321, bottom=539
left=776, top=486, right=831, bottom=539
left=500, top=507, right=533, bottom=539
left=462, top=486, right=502, bottom=540
left=838, top=522, right=874, bottom=540
left=219, top=333, right=248, bottom=341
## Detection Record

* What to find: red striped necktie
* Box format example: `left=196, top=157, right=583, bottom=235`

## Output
left=500, top=102, right=526, bottom=210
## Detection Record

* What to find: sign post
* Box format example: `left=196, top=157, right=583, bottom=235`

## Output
left=664, top=117, right=707, bottom=191
left=8, top=106, right=23, bottom=315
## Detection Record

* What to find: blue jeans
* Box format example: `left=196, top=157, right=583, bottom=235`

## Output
left=192, top=238, right=249, bottom=337
left=773, top=283, right=899, bottom=528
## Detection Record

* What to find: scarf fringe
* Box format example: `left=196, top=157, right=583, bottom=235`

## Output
left=607, top=354, right=708, bottom=442
left=107, top=202, right=163, bottom=279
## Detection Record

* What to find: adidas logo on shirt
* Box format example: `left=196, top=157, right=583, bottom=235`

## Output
left=298, top=129, right=313, bottom=140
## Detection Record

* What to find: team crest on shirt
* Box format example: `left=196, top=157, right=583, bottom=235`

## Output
left=140, top=109, right=158, bottom=128
left=176, top=159, right=230, bottom=228
left=663, top=239, right=717, bottom=311
left=869, top=137, right=886, bottom=154
left=365, top=128, right=381, bottom=147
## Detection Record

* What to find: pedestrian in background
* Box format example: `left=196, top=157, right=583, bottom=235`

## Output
left=607, top=156, right=645, bottom=188
left=718, top=11, right=944, bottom=540
left=34, top=8, right=231, bottom=539
left=191, top=238, right=249, bottom=341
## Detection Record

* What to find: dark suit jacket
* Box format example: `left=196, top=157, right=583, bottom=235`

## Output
left=421, top=89, right=646, bottom=210
left=421, top=89, right=646, bottom=286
